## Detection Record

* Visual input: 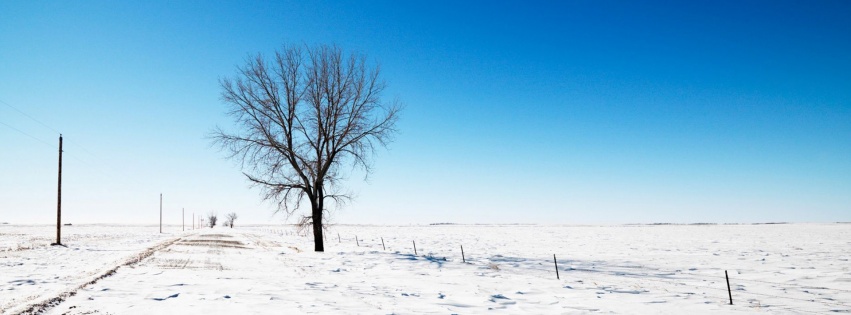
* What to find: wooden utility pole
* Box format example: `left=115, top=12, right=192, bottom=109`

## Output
left=192, top=212, right=194, bottom=230
left=54, top=134, right=63, bottom=246
left=159, top=193, right=162, bottom=233
left=182, top=208, right=185, bottom=231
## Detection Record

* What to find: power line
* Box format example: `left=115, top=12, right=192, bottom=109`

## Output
left=1, top=98, right=99, bottom=158
left=0, top=122, right=94, bottom=175
left=0, top=119, right=56, bottom=149
left=0, top=100, right=100, bottom=173
left=63, top=138, right=97, bottom=158
left=0, top=98, right=60, bottom=134
left=0, top=119, right=94, bottom=168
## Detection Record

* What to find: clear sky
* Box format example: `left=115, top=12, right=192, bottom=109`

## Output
left=1, top=0, right=849, bottom=225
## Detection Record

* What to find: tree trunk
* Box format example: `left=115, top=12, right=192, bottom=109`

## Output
left=312, top=198, right=324, bottom=252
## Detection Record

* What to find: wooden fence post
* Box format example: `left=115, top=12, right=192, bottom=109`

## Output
left=554, top=254, right=560, bottom=280
left=726, top=270, right=733, bottom=305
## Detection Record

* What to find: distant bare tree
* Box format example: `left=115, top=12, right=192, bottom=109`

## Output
left=213, top=44, right=400, bottom=252
left=207, top=213, right=218, bottom=228
left=225, top=212, right=238, bottom=228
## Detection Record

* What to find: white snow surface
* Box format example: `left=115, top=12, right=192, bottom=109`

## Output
left=1, top=223, right=849, bottom=314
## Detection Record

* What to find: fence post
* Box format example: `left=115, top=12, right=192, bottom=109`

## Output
left=413, top=240, right=417, bottom=255
left=338, top=233, right=341, bottom=243
left=381, top=237, right=386, bottom=250
left=356, top=235, right=359, bottom=247
left=461, top=245, right=465, bottom=263
left=726, top=270, right=733, bottom=305
left=554, top=254, right=560, bottom=280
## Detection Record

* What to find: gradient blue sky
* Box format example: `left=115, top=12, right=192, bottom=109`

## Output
left=1, top=0, right=849, bottom=225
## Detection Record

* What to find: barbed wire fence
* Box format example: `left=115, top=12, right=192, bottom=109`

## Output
left=265, top=227, right=850, bottom=314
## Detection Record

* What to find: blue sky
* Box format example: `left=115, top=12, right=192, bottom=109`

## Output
left=1, top=0, right=849, bottom=225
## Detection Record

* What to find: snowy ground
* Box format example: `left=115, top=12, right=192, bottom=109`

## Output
left=1, top=223, right=849, bottom=314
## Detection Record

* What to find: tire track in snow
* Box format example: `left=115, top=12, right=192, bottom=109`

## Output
left=4, top=236, right=182, bottom=315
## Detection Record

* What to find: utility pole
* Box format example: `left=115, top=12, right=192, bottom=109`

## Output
left=182, top=208, right=185, bottom=231
left=159, top=193, right=162, bottom=233
left=192, top=212, right=194, bottom=230
left=53, top=134, right=63, bottom=246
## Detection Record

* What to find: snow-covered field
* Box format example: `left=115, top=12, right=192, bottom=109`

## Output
left=1, top=223, right=849, bottom=314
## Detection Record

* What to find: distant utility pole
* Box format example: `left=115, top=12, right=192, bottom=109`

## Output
left=53, top=134, right=63, bottom=246
left=182, top=208, right=185, bottom=231
left=192, top=212, right=194, bottom=230
left=159, top=193, right=162, bottom=233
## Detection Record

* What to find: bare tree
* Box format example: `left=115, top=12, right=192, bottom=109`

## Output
left=212, top=44, right=400, bottom=252
left=226, top=212, right=238, bottom=228
left=207, top=213, right=218, bottom=228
